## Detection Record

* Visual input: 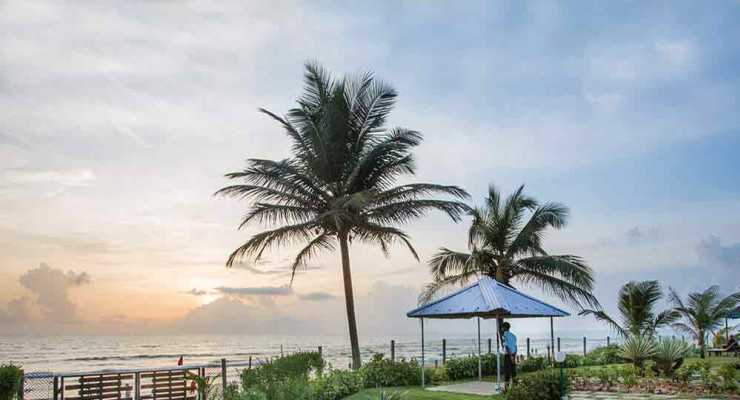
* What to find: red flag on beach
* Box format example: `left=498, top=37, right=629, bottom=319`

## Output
left=177, top=356, right=183, bottom=366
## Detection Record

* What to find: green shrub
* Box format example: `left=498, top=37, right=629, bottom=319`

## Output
left=225, top=388, right=268, bottom=400
left=443, top=353, right=498, bottom=380
left=563, top=354, right=582, bottom=369
left=718, top=363, right=737, bottom=391
left=620, top=335, right=656, bottom=370
left=505, top=370, right=567, bottom=400
left=310, top=369, right=363, bottom=400
left=361, top=354, right=420, bottom=388
left=617, top=364, right=638, bottom=387
left=424, top=367, right=448, bottom=385
left=582, top=345, right=623, bottom=366
left=240, top=352, right=323, bottom=400
left=518, top=357, right=547, bottom=373
left=0, top=364, right=22, bottom=400
left=652, top=339, right=690, bottom=377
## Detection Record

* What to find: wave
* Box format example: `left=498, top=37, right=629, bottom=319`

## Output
left=67, top=352, right=260, bottom=362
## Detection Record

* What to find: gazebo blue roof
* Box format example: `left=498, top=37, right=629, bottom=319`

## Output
left=407, top=276, right=570, bottom=319
left=728, top=306, right=740, bottom=319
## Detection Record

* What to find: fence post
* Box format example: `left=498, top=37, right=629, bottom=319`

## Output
left=526, top=338, right=530, bottom=358
left=18, top=370, right=25, bottom=400
left=220, top=358, right=227, bottom=400
left=280, top=345, right=283, bottom=358
left=557, top=337, right=561, bottom=352
left=583, top=337, right=587, bottom=356
left=391, top=340, right=395, bottom=362
left=442, top=339, right=446, bottom=364
left=546, top=345, right=551, bottom=363
left=487, top=338, right=492, bottom=354
left=318, top=346, right=322, bottom=358
left=53, top=376, right=59, bottom=400
left=606, top=336, right=610, bottom=347
left=135, top=372, right=140, bottom=400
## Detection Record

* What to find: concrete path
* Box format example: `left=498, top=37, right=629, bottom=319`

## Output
left=427, top=381, right=501, bottom=395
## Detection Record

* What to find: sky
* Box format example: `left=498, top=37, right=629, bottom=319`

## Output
left=1, top=0, right=739, bottom=339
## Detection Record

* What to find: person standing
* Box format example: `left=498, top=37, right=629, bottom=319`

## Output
left=501, top=322, right=517, bottom=388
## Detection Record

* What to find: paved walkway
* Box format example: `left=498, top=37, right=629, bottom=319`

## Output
left=571, top=392, right=722, bottom=399
left=427, top=381, right=501, bottom=395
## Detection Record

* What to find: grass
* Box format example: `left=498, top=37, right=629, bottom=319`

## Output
left=344, top=356, right=737, bottom=399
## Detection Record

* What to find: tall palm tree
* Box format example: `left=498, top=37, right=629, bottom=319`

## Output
left=216, top=63, right=470, bottom=369
left=668, top=286, right=740, bottom=358
left=420, top=185, right=599, bottom=310
left=579, top=280, right=679, bottom=338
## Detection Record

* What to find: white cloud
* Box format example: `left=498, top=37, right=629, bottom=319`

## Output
left=3, top=169, right=95, bottom=186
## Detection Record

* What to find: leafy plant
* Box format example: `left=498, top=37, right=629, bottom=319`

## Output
left=421, top=185, right=599, bottom=311
left=360, top=354, right=420, bottom=388
left=717, top=363, right=737, bottom=391
left=563, top=354, right=582, bottom=368
left=424, top=366, right=448, bottom=385
left=620, top=335, right=656, bottom=370
left=580, top=281, right=678, bottom=338
left=186, top=372, right=220, bottom=400
left=310, top=369, right=363, bottom=400
left=371, top=390, right=406, bottom=400
left=652, top=339, right=690, bottom=376
left=582, top=345, right=623, bottom=366
left=216, top=63, right=470, bottom=369
left=504, top=370, right=567, bottom=400
left=669, top=286, right=740, bottom=358
left=0, top=364, right=22, bottom=400
left=240, top=352, right=324, bottom=400
left=518, top=356, right=547, bottom=373
left=443, top=353, right=498, bottom=380
left=618, top=365, right=638, bottom=388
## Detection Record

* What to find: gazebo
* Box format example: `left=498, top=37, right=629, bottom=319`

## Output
left=407, top=276, right=570, bottom=393
left=725, top=306, right=740, bottom=343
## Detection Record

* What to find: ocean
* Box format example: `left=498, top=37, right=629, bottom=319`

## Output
left=0, top=333, right=613, bottom=374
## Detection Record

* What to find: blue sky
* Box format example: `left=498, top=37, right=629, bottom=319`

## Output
left=0, top=0, right=739, bottom=337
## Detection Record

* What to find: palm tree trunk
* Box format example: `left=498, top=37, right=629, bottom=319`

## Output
left=339, top=230, right=362, bottom=370
left=698, top=331, right=705, bottom=359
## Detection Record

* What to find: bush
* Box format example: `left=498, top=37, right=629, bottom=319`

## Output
left=361, top=354, right=420, bottom=388
left=505, top=370, right=567, bottom=400
left=563, top=354, right=582, bottom=369
left=443, top=354, right=498, bottom=380
left=718, top=363, right=737, bottom=392
left=424, top=367, right=448, bottom=385
left=310, top=369, right=363, bottom=400
left=652, top=339, right=690, bottom=377
left=0, top=364, right=22, bottom=400
left=518, top=357, right=547, bottom=373
left=620, top=335, right=656, bottom=370
left=582, top=345, right=623, bottom=366
left=240, top=352, right=324, bottom=400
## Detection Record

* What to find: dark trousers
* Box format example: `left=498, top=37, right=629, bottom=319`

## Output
left=504, top=354, right=516, bottom=381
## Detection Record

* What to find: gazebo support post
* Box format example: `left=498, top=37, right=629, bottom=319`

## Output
left=421, top=317, right=425, bottom=387
left=550, top=317, right=555, bottom=366
left=477, top=317, right=482, bottom=381
left=726, top=318, right=729, bottom=344
left=495, top=318, right=501, bottom=391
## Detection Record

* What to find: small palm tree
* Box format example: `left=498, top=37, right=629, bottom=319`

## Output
left=216, top=63, right=470, bottom=369
left=580, top=281, right=679, bottom=338
left=668, top=286, right=740, bottom=358
left=420, top=185, right=599, bottom=309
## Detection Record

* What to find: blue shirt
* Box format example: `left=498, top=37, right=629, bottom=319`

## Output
left=503, top=331, right=517, bottom=354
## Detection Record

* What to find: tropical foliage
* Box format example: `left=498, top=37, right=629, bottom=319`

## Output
left=668, top=285, right=740, bottom=358
left=580, top=280, right=678, bottom=338
left=217, top=63, right=469, bottom=368
left=620, top=335, right=657, bottom=370
left=420, top=185, right=598, bottom=309
left=0, top=364, right=22, bottom=400
left=652, top=339, right=690, bottom=376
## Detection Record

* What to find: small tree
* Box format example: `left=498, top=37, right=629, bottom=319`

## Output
left=668, top=286, right=740, bottom=358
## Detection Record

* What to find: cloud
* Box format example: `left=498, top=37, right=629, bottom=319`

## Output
left=298, top=291, right=335, bottom=301
left=697, top=235, right=740, bottom=267
left=625, top=226, right=662, bottom=244
left=17, top=263, right=91, bottom=322
left=215, top=285, right=293, bottom=297
left=3, top=168, right=95, bottom=186
left=182, top=288, right=208, bottom=296
left=0, top=263, right=91, bottom=330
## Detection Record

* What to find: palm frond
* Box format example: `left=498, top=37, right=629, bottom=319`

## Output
left=579, top=309, right=627, bottom=337
left=418, top=272, right=479, bottom=305
left=514, top=255, right=599, bottom=308
left=352, top=223, right=419, bottom=260
left=226, top=221, right=317, bottom=267
left=240, top=203, right=317, bottom=228
left=289, top=233, right=334, bottom=284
